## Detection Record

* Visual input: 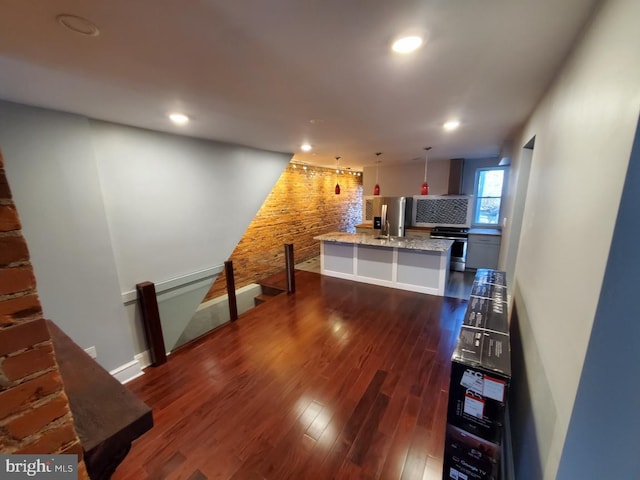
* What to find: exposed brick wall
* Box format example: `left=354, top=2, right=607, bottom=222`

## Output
left=0, top=150, right=89, bottom=478
left=206, top=162, right=362, bottom=300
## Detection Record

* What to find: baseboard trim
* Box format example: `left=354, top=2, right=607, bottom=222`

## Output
left=109, top=358, right=144, bottom=384
left=502, top=403, right=516, bottom=479
left=134, top=350, right=152, bottom=370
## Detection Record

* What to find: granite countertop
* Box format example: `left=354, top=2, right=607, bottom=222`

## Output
left=468, top=228, right=502, bottom=236
left=314, top=232, right=453, bottom=252
left=355, top=224, right=432, bottom=233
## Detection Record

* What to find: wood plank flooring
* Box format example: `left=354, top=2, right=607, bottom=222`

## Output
left=444, top=270, right=476, bottom=300
left=113, top=271, right=467, bottom=480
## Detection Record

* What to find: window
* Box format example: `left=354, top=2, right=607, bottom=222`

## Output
left=474, top=168, right=505, bottom=225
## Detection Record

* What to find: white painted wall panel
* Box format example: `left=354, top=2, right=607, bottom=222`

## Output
left=502, top=0, right=640, bottom=477
left=0, top=102, right=136, bottom=372
left=90, top=121, right=290, bottom=291
left=324, top=242, right=355, bottom=274
left=0, top=103, right=291, bottom=371
left=363, top=159, right=450, bottom=197
left=396, top=249, right=440, bottom=287
left=356, top=245, right=394, bottom=280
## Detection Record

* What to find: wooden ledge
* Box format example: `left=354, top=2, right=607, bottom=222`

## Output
left=48, top=320, right=153, bottom=480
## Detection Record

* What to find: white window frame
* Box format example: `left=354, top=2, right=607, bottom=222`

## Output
left=473, top=167, right=507, bottom=227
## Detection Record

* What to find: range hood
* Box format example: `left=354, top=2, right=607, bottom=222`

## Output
left=411, top=195, right=472, bottom=228
left=448, top=158, right=464, bottom=195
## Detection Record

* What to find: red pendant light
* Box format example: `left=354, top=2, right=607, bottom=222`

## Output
left=335, top=156, right=341, bottom=195
left=374, top=152, right=382, bottom=195
left=421, top=146, right=432, bottom=195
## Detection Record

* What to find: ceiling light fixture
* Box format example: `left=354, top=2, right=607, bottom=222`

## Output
left=301, top=143, right=312, bottom=152
left=421, top=146, right=432, bottom=195
left=443, top=120, right=460, bottom=131
left=169, top=113, right=189, bottom=125
left=56, top=14, right=100, bottom=36
left=391, top=36, right=423, bottom=54
left=374, top=152, right=382, bottom=196
left=335, top=157, right=341, bottom=195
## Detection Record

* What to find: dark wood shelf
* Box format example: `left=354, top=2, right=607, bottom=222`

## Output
left=48, top=321, right=153, bottom=480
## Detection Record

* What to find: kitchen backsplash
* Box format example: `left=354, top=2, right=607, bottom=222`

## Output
left=412, top=195, right=472, bottom=227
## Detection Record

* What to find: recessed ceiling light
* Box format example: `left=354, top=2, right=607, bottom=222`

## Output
left=56, top=14, right=100, bottom=37
left=391, top=36, right=423, bottom=54
left=300, top=144, right=312, bottom=152
left=169, top=113, right=189, bottom=125
left=443, top=120, right=460, bottom=131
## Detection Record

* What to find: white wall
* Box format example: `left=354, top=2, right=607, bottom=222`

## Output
left=362, top=159, right=450, bottom=197
left=556, top=115, right=640, bottom=479
left=500, top=145, right=533, bottom=287
left=90, top=121, right=288, bottom=291
left=0, top=101, right=291, bottom=373
left=90, top=121, right=290, bottom=355
left=0, top=102, right=136, bottom=372
left=501, top=0, right=640, bottom=477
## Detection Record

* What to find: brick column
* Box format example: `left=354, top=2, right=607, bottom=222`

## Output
left=0, top=150, right=88, bottom=478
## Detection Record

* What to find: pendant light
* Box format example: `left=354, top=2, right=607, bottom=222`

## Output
left=374, top=152, right=382, bottom=195
left=421, top=146, right=432, bottom=195
left=335, top=156, right=341, bottom=195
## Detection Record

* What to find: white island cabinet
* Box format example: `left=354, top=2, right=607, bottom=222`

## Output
left=314, top=232, right=453, bottom=296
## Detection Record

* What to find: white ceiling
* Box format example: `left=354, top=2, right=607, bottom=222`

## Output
left=0, top=0, right=599, bottom=169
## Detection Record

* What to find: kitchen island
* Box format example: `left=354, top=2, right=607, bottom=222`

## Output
left=314, top=232, right=453, bottom=296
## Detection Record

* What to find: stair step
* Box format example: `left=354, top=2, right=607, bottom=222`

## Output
left=254, top=290, right=285, bottom=307
left=254, top=294, right=269, bottom=306
left=256, top=270, right=291, bottom=292
left=260, top=285, right=285, bottom=297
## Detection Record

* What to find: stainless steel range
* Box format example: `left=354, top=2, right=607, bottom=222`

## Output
left=430, top=227, right=469, bottom=271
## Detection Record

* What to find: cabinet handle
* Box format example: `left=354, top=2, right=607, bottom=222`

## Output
left=471, top=237, right=500, bottom=244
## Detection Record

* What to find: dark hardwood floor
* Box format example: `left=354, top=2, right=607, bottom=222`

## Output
left=444, top=270, right=475, bottom=300
left=113, top=271, right=468, bottom=480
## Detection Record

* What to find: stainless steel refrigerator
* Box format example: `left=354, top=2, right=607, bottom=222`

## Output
left=372, top=197, right=413, bottom=237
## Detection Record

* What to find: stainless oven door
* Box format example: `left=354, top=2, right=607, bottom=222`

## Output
left=431, top=235, right=467, bottom=271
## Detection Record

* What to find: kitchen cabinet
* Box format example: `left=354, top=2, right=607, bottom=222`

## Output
left=466, top=233, right=501, bottom=270
left=314, top=232, right=453, bottom=296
